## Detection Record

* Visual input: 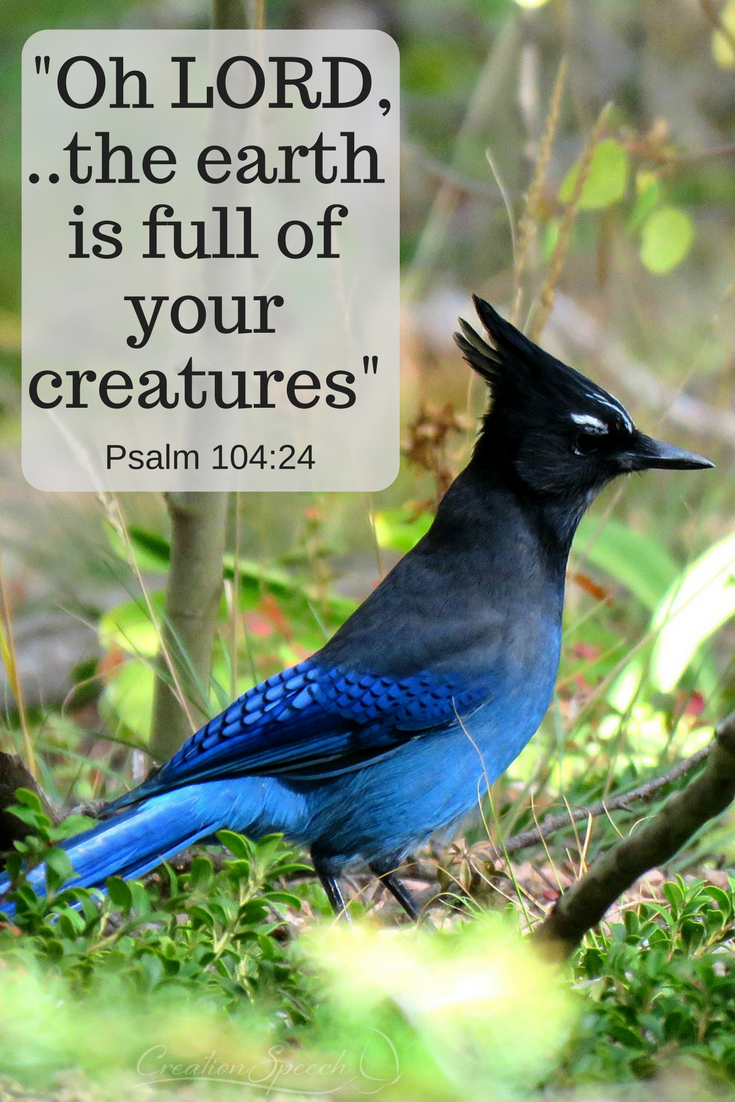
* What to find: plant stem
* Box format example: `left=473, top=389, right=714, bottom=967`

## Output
left=150, top=493, right=229, bottom=760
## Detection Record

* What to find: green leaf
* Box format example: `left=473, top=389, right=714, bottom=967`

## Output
left=266, top=890, right=302, bottom=909
left=651, top=531, right=735, bottom=693
left=702, top=884, right=731, bottom=916
left=99, top=592, right=163, bottom=657
left=45, top=847, right=75, bottom=892
left=640, top=206, right=694, bottom=274
left=543, top=218, right=561, bottom=261
left=663, top=878, right=685, bottom=912
left=254, top=833, right=287, bottom=869
left=12, top=788, right=44, bottom=812
left=57, top=906, right=85, bottom=938
left=712, top=0, right=735, bottom=67
left=8, top=805, right=52, bottom=831
left=128, top=881, right=152, bottom=916
left=559, top=139, right=629, bottom=211
left=217, top=830, right=253, bottom=860
left=48, top=815, right=97, bottom=842
left=188, top=903, right=216, bottom=927
left=226, top=859, right=253, bottom=882
left=188, top=855, right=214, bottom=891
left=99, top=659, right=155, bottom=743
left=608, top=1021, right=647, bottom=1049
left=106, top=876, right=133, bottom=912
left=573, top=516, right=679, bottom=611
left=628, top=173, right=662, bottom=233
left=105, top=523, right=171, bottom=574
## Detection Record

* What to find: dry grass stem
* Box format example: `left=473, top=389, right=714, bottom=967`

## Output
left=0, top=541, right=35, bottom=777
left=531, top=101, right=613, bottom=342
left=96, top=489, right=197, bottom=736
left=502, top=743, right=711, bottom=856
left=512, top=56, right=568, bottom=327
left=485, top=149, right=518, bottom=274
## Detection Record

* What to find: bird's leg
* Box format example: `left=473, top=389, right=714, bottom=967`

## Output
left=370, top=861, right=422, bottom=921
left=312, top=857, right=352, bottom=922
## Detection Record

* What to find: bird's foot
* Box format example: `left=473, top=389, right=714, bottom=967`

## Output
left=370, top=862, right=424, bottom=922
left=313, top=860, right=353, bottom=924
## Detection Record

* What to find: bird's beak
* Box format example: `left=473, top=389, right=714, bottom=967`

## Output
left=628, top=433, right=714, bottom=471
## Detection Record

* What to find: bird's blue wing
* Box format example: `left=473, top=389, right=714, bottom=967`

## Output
left=109, top=656, right=494, bottom=809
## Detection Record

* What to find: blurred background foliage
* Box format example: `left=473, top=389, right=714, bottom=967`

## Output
left=2, top=0, right=735, bottom=1098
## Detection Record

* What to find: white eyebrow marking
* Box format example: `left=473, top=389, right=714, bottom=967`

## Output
left=571, top=413, right=608, bottom=432
left=584, top=391, right=635, bottom=432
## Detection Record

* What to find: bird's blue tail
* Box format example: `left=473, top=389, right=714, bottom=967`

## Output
left=0, top=777, right=301, bottom=914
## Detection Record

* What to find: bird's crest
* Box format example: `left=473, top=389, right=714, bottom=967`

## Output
left=455, top=296, right=634, bottom=432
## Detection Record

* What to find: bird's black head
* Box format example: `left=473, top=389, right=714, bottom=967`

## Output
left=456, top=297, right=713, bottom=506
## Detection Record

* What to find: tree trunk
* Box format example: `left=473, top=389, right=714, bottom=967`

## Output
left=149, top=492, right=229, bottom=760
left=149, top=0, right=263, bottom=761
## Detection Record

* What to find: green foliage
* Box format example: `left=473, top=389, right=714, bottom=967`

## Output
left=0, top=887, right=576, bottom=1100
left=307, top=916, right=576, bottom=1101
left=375, top=507, right=433, bottom=553
left=639, top=206, right=695, bottom=274
left=558, top=877, right=735, bottom=1087
left=555, top=139, right=696, bottom=276
left=651, top=531, right=735, bottom=693
left=0, top=814, right=311, bottom=1019
left=560, top=139, right=630, bottom=211
left=574, top=515, right=680, bottom=612
left=628, top=172, right=664, bottom=233
left=7, top=840, right=735, bottom=1098
left=1, top=4, right=733, bottom=1098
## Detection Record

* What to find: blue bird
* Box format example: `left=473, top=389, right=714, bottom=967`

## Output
left=1, top=299, right=713, bottom=919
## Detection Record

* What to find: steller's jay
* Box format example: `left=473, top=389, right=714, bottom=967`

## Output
left=0, top=299, right=713, bottom=919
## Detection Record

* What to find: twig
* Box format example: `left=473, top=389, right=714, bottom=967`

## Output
left=252, top=0, right=265, bottom=29
left=512, top=56, right=567, bottom=327
left=532, top=712, right=735, bottom=957
left=674, top=143, right=735, bottom=165
left=531, top=102, right=612, bottom=342
left=503, top=744, right=711, bottom=857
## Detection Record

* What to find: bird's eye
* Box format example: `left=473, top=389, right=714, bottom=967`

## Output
left=573, top=432, right=602, bottom=457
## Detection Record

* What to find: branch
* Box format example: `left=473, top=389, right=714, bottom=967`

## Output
left=532, top=712, right=735, bottom=958
left=503, top=744, right=711, bottom=856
